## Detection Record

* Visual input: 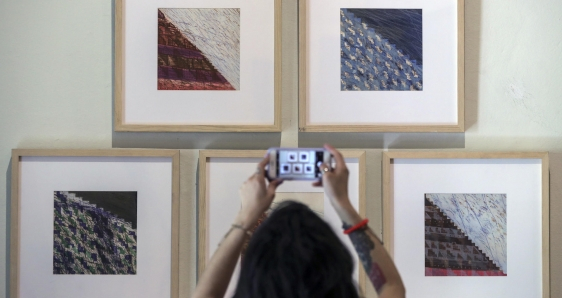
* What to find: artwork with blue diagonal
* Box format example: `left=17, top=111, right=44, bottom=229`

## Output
left=340, top=9, right=423, bottom=91
left=53, top=191, right=137, bottom=275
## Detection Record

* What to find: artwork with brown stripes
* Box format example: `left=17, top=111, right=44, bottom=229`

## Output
left=425, top=193, right=507, bottom=276
left=157, top=8, right=240, bottom=90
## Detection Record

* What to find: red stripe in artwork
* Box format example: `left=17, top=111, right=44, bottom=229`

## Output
left=425, top=267, right=507, bottom=276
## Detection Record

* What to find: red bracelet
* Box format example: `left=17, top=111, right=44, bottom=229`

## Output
left=344, top=219, right=369, bottom=234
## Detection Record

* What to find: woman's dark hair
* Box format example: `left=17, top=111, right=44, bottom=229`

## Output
left=233, top=201, right=359, bottom=298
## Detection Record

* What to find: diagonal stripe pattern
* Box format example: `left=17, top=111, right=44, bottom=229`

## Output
left=425, top=195, right=507, bottom=276
left=160, top=8, right=240, bottom=90
left=340, top=9, right=423, bottom=91
left=427, top=193, right=507, bottom=273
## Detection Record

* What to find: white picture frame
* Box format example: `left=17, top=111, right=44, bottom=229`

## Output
left=10, top=149, right=180, bottom=298
left=299, top=0, right=464, bottom=132
left=115, top=0, right=281, bottom=132
left=382, top=151, right=549, bottom=298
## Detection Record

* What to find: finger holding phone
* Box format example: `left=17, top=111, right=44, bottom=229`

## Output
left=265, top=147, right=332, bottom=181
left=314, top=144, right=363, bottom=225
left=236, top=155, right=283, bottom=229
left=239, top=144, right=360, bottom=226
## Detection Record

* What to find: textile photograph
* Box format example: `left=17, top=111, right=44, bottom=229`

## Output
left=158, top=8, right=240, bottom=90
left=340, top=9, right=423, bottom=91
left=424, top=193, right=507, bottom=276
left=53, top=191, right=138, bottom=275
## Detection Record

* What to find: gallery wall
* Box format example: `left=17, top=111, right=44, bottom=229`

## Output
left=0, top=0, right=561, bottom=297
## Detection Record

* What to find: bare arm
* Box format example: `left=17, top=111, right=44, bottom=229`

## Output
left=193, top=156, right=282, bottom=298
left=316, top=145, right=405, bottom=298
left=192, top=220, right=248, bottom=298
left=337, top=203, right=405, bottom=298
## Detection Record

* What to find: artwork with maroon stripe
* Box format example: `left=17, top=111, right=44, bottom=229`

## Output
left=158, top=8, right=240, bottom=90
left=424, top=193, right=507, bottom=276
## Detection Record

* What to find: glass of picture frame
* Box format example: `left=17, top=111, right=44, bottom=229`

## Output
left=197, top=150, right=367, bottom=296
left=382, top=151, right=549, bottom=297
left=114, top=0, right=281, bottom=132
left=10, top=149, right=180, bottom=298
left=299, top=0, right=465, bottom=132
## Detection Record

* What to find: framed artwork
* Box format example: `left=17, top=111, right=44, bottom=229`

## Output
left=299, top=0, right=464, bottom=132
left=198, top=150, right=366, bottom=296
left=115, top=0, right=281, bottom=132
left=10, top=149, right=180, bottom=298
left=382, top=152, right=549, bottom=297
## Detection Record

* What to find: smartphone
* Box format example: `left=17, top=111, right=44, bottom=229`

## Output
left=266, top=147, right=332, bottom=181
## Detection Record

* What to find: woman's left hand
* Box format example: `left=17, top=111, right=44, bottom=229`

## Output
left=237, top=155, right=283, bottom=228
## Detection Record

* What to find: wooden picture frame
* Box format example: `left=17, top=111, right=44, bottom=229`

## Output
left=197, top=150, right=367, bottom=294
left=10, top=149, right=180, bottom=298
left=382, top=151, right=549, bottom=297
left=115, top=0, right=282, bottom=132
left=299, top=0, right=465, bottom=132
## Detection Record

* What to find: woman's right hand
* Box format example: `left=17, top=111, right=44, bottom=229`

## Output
left=314, top=144, right=363, bottom=225
left=314, top=144, right=351, bottom=207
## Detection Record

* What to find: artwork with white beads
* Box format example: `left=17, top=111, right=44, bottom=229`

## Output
left=340, top=9, right=423, bottom=91
left=424, top=193, right=507, bottom=276
left=53, top=191, right=138, bottom=275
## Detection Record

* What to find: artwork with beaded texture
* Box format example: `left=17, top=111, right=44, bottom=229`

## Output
left=157, top=8, right=240, bottom=91
left=340, top=9, right=423, bottom=91
left=53, top=191, right=138, bottom=275
left=424, top=193, right=507, bottom=276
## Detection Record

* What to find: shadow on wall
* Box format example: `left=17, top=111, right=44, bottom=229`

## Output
left=112, top=132, right=282, bottom=150
left=299, top=132, right=465, bottom=149
left=5, top=159, right=11, bottom=298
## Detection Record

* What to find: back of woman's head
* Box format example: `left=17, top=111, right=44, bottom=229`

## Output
left=233, top=201, right=359, bottom=298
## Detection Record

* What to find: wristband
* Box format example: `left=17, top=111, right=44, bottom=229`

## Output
left=231, top=224, right=253, bottom=237
left=343, top=219, right=369, bottom=235
left=218, top=224, right=252, bottom=247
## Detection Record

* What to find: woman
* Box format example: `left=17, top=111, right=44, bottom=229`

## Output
left=194, top=145, right=405, bottom=298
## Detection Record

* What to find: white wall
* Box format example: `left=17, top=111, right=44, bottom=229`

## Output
left=464, top=0, right=562, bottom=150
left=1, top=0, right=561, bottom=297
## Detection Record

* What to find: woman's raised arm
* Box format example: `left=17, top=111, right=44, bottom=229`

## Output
left=193, top=156, right=282, bottom=298
left=317, top=144, right=406, bottom=298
